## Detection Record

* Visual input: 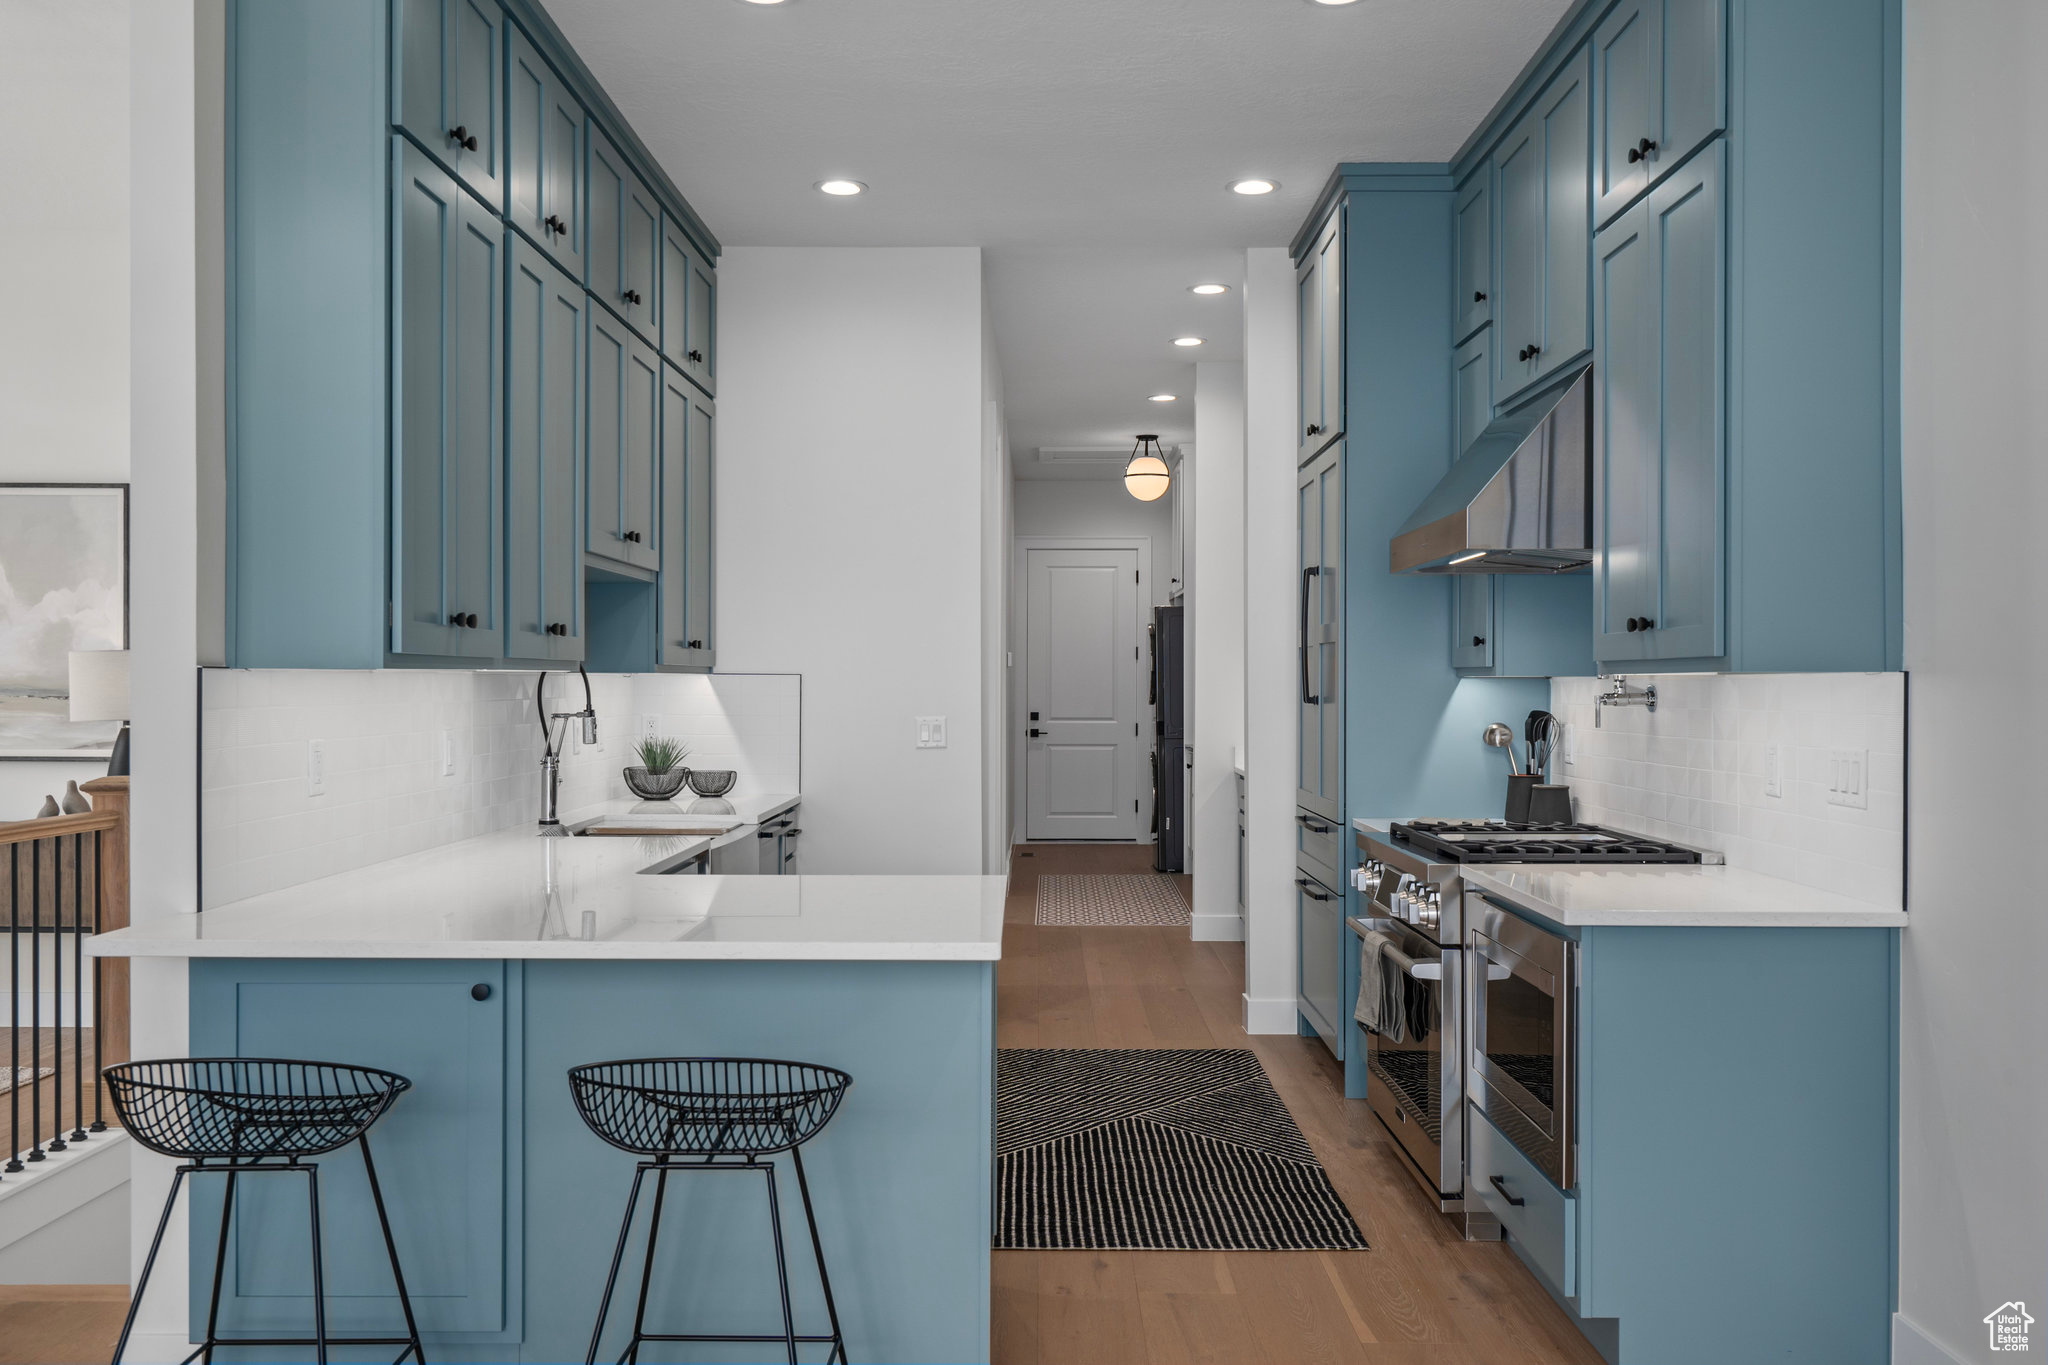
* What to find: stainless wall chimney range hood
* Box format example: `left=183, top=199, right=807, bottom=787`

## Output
left=1390, top=367, right=1593, bottom=574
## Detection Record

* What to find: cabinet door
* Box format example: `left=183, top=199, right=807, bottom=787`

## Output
left=1593, top=143, right=1725, bottom=664
left=588, top=126, right=660, bottom=342
left=1452, top=574, right=1497, bottom=671
left=658, top=365, right=714, bottom=668
left=392, top=140, right=501, bottom=660
left=1593, top=0, right=1726, bottom=225
left=187, top=960, right=511, bottom=1339
left=506, top=27, right=584, bottom=279
left=1495, top=48, right=1592, bottom=400
left=587, top=307, right=661, bottom=571
left=660, top=219, right=717, bottom=394
left=393, top=0, right=504, bottom=207
left=1296, top=444, right=1342, bottom=821
left=507, top=236, right=584, bottom=662
left=1454, top=329, right=1492, bottom=458
left=1296, top=871, right=1342, bottom=1057
left=1454, top=172, right=1493, bottom=342
left=1296, top=209, right=1342, bottom=463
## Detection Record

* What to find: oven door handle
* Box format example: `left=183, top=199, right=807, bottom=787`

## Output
left=1357, top=926, right=1443, bottom=982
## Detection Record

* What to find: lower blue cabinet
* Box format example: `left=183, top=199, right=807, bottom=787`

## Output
left=187, top=960, right=516, bottom=1342
left=1296, top=867, right=1343, bottom=1059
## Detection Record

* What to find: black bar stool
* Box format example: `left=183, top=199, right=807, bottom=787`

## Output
left=103, top=1058, right=426, bottom=1365
left=568, top=1057, right=854, bottom=1365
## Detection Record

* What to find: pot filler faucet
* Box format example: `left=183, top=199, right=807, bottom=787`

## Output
left=537, top=664, right=599, bottom=836
left=1593, top=675, right=1657, bottom=728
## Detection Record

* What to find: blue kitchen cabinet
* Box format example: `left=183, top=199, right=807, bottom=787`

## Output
left=1451, top=574, right=1495, bottom=672
left=1453, top=171, right=1491, bottom=343
left=661, top=216, right=717, bottom=395
left=505, top=23, right=584, bottom=280
left=1449, top=331, right=1497, bottom=672
left=658, top=364, right=714, bottom=669
left=1296, top=443, right=1343, bottom=822
left=1296, top=207, right=1344, bottom=464
left=1593, top=143, right=1725, bottom=665
left=588, top=124, right=661, bottom=344
left=186, top=959, right=516, bottom=1343
left=1295, top=868, right=1344, bottom=1058
left=393, top=0, right=505, bottom=208
left=1494, top=47, right=1592, bottom=405
left=1591, top=0, right=1725, bottom=226
left=391, top=138, right=503, bottom=661
left=506, top=234, right=586, bottom=663
left=587, top=304, right=661, bottom=574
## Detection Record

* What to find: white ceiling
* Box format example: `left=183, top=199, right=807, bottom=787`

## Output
left=544, top=0, right=1575, bottom=472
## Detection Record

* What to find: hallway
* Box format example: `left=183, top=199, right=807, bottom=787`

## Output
left=993, top=843, right=1601, bottom=1365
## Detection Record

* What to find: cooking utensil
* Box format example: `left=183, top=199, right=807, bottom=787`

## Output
left=1526, top=710, right=1558, bottom=778
left=1483, top=722, right=1520, bottom=775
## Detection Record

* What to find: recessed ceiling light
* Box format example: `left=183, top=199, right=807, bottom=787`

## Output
left=816, top=179, right=866, bottom=196
left=1190, top=283, right=1230, bottom=296
left=1310, top=0, right=1360, bottom=6
left=1231, top=178, right=1277, bottom=196
left=1149, top=393, right=1177, bottom=403
left=1172, top=337, right=1204, bottom=348
left=744, top=0, right=788, bottom=5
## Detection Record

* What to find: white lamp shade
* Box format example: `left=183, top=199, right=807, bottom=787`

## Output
left=68, top=650, right=130, bottom=723
left=1124, top=454, right=1172, bottom=502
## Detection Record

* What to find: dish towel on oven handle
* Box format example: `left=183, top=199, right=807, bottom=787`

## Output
left=1355, top=928, right=1405, bottom=1043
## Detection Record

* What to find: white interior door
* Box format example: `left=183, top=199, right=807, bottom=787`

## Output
left=1025, top=547, right=1141, bottom=841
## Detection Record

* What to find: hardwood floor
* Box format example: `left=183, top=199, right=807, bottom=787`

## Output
left=0, top=1286, right=124, bottom=1365
left=996, top=843, right=1603, bottom=1365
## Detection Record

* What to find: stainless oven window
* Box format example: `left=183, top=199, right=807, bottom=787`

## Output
left=1468, top=897, right=1576, bottom=1190
left=1474, top=933, right=1558, bottom=1125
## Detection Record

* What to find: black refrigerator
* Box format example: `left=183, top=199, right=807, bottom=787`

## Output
left=1151, top=604, right=1185, bottom=874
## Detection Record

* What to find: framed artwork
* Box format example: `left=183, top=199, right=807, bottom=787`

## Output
left=0, top=484, right=129, bottom=760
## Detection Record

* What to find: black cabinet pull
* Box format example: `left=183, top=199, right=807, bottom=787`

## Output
left=687, top=349, right=704, bottom=363
left=623, top=530, right=642, bottom=544
left=1296, top=815, right=1331, bottom=833
left=546, top=622, right=567, bottom=636
left=449, top=125, right=478, bottom=152
left=1305, top=423, right=1321, bottom=438
left=1626, top=137, right=1659, bottom=164
left=1518, top=343, right=1543, bottom=362
left=1640, top=616, right=1655, bottom=629
left=1626, top=617, right=1640, bottom=632
left=470, top=983, right=491, bottom=1001
left=623, top=289, right=642, bottom=306
left=449, top=611, right=478, bottom=629
left=544, top=213, right=566, bottom=235
left=1488, top=1174, right=1525, bottom=1207
left=466, top=613, right=478, bottom=629
left=1299, top=565, right=1321, bottom=705
left=1294, top=877, right=1332, bottom=902
left=1473, top=635, right=1486, bottom=647
left=1474, top=290, right=1487, bottom=303
left=686, top=638, right=703, bottom=649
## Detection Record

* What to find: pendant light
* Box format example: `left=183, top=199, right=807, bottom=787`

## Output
left=1123, top=434, right=1171, bottom=502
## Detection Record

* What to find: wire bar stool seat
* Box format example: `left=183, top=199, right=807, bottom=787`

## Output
left=569, top=1057, right=854, bottom=1365
left=103, top=1058, right=427, bottom=1365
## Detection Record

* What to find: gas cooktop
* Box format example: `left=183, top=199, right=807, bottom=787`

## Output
left=1388, top=819, right=1702, bottom=865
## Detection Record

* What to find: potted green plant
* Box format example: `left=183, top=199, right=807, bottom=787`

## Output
left=624, top=736, right=690, bottom=802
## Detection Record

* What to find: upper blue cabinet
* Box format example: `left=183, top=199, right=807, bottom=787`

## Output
left=1592, top=0, right=1726, bottom=226
left=505, top=26, right=585, bottom=280
left=661, top=217, right=717, bottom=395
left=588, top=126, right=662, bottom=344
left=1296, top=207, right=1345, bottom=464
left=1493, top=48, right=1592, bottom=405
left=1453, top=173, right=1492, bottom=343
left=394, top=0, right=506, bottom=208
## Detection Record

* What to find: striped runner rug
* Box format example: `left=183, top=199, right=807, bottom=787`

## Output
left=995, top=1048, right=1367, bottom=1251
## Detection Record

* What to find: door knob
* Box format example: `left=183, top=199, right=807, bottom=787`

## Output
left=449, top=125, right=478, bottom=152
left=1028, top=728, right=1043, bottom=738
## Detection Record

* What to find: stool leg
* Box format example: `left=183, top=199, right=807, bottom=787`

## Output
left=761, top=1164, right=799, bottom=1365
left=586, top=1166, right=649, bottom=1365
left=198, top=1169, right=237, bottom=1365
left=358, top=1135, right=427, bottom=1364
left=790, top=1146, right=848, bottom=1365
left=303, top=1164, right=330, bottom=1365
left=624, top=1165, right=673, bottom=1365
left=111, top=1166, right=186, bottom=1365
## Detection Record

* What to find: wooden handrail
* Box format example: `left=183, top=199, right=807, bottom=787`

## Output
left=0, top=810, right=121, bottom=847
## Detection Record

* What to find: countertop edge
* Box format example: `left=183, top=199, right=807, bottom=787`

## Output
left=1461, top=865, right=1908, bottom=929
left=86, top=939, right=1003, bottom=962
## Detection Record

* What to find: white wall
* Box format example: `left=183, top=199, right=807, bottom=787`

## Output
left=1191, top=362, right=1245, bottom=940
left=981, top=279, right=1012, bottom=874
left=1895, top=4, right=2048, bottom=1361
left=0, top=0, right=133, bottom=821
left=1240, top=248, right=1297, bottom=1032
left=716, top=247, right=989, bottom=874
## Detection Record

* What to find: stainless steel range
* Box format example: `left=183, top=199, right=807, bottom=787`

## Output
left=1350, top=819, right=1704, bottom=1228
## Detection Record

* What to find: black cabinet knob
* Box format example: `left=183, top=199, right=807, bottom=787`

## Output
left=544, top=213, right=565, bottom=235
left=1626, top=137, right=1659, bottom=164
left=470, top=983, right=491, bottom=1001
left=687, top=349, right=704, bottom=363
left=687, top=639, right=703, bottom=649
left=1473, top=636, right=1486, bottom=647
left=1626, top=617, right=1640, bottom=632
left=450, top=126, right=478, bottom=152
left=1518, top=343, right=1543, bottom=362
left=465, top=612, right=478, bottom=629
left=1474, top=290, right=1487, bottom=303
left=623, top=530, right=642, bottom=544
left=1305, top=423, right=1321, bottom=437
left=546, top=622, right=566, bottom=636
left=448, top=611, right=477, bottom=629
left=1640, top=616, right=1655, bottom=629
left=623, top=289, right=642, bottom=306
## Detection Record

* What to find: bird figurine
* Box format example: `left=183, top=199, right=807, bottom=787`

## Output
left=36, top=794, right=61, bottom=818
left=60, top=780, right=90, bottom=814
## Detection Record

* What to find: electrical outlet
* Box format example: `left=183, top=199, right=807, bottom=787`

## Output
left=1826, top=748, right=1869, bottom=809
left=916, top=716, right=948, bottom=749
left=307, top=739, right=328, bottom=797
left=439, top=728, right=457, bottom=778
left=1559, top=721, right=1575, bottom=769
left=642, top=713, right=658, bottom=742
left=1764, top=743, right=1783, bottom=798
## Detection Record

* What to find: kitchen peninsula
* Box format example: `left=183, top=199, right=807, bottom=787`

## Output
left=89, top=817, right=1004, bottom=1364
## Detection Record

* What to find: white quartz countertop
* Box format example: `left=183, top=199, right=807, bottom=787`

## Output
left=89, top=797, right=1008, bottom=962
left=1351, top=818, right=1903, bottom=928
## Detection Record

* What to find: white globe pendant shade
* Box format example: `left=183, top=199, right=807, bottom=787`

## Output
left=1123, top=435, right=1172, bottom=502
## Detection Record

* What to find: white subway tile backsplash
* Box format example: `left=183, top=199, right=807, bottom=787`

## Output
left=1551, top=672, right=1905, bottom=909
left=200, top=669, right=800, bottom=909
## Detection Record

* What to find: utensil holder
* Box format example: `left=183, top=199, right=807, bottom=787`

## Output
left=1504, top=774, right=1539, bottom=823
left=1528, top=784, right=1573, bottom=825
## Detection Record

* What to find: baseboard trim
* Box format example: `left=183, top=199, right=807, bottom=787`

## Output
left=1893, top=1311, right=1971, bottom=1365
left=1242, top=993, right=1298, bottom=1035
left=1191, top=912, right=1244, bottom=943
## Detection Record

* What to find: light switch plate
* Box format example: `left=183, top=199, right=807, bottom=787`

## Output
left=916, top=716, right=948, bottom=749
left=307, top=739, right=328, bottom=797
left=1826, top=748, right=1869, bottom=809
left=1764, top=743, right=1783, bottom=798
